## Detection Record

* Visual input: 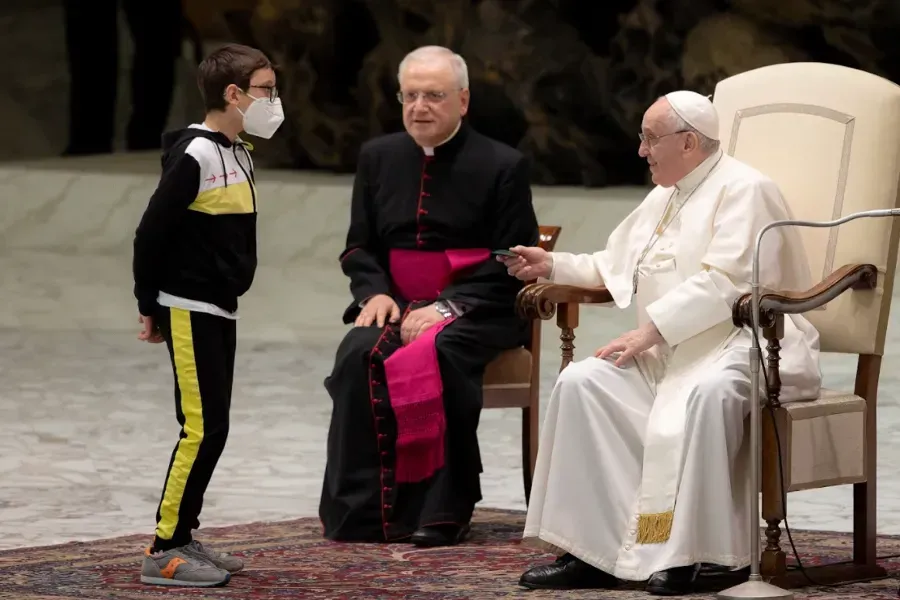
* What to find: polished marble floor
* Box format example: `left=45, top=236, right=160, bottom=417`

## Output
left=0, top=326, right=550, bottom=550
left=3, top=158, right=900, bottom=553
left=3, top=308, right=900, bottom=551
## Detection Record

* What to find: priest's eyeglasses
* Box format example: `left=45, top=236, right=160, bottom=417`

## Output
left=639, top=130, right=688, bottom=146
left=397, top=90, right=448, bottom=104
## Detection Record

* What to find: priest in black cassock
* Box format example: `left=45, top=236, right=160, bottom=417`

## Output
left=319, top=45, right=540, bottom=547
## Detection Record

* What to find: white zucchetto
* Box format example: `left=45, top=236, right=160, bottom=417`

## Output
left=664, top=90, right=720, bottom=141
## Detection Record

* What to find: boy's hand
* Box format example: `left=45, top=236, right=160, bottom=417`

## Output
left=138, top=314, right=164, bottom=343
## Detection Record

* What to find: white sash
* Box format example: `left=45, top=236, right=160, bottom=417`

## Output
left=633, top=260, right=738, bottom=544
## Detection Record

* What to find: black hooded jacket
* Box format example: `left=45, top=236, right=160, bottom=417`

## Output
left=132, top=125, right=258, bottom=316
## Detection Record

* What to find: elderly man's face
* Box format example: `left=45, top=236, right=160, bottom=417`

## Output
left=638, top=98, right=697, bottom=187
left=399, top=59, right=469, bottom=147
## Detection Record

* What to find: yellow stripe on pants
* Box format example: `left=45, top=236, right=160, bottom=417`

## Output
left=156, top=307, right=205, bottom=541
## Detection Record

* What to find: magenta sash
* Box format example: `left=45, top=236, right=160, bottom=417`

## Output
left=382, top=248, right=490, bottom=483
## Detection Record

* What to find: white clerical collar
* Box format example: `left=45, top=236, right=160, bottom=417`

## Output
left=422, top=120, right=462, bottom=156
left=675, top=148, right=723, bottom=192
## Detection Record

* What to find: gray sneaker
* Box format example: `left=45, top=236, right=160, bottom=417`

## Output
left=140, top=545, right=231, bottom=587
left=185, top=539, right=245, bottom=574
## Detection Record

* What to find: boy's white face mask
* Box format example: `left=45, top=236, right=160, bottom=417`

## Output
left=238, top=93, right=285, bottom=139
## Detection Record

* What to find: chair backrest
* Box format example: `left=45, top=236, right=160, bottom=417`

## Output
left=538, top=225, right=561, bottom=252
left=712, top=62, right=900, bottom=355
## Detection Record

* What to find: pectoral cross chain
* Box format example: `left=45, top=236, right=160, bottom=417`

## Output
left=632, top=192, right=678, bottom=294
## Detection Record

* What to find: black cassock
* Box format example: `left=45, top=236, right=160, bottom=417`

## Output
left=320, top=122, right=539, bottom=542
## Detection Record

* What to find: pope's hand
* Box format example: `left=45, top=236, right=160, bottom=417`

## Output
left=595, top=322, right=663, bottom=367
left=355, top=294, right=400, bottom=328
left=497, top=245, right=553, bottom=280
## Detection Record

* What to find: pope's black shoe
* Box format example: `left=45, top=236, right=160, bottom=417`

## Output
left=645, top=564, right=701, bottom=596
left=410, top=523, right=470, bottom=547
left=519, top=553, right=619, bottom=590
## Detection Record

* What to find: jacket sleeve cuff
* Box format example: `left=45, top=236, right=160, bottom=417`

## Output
left=644, top=269, right=738, bottom=347
left=137, top=294, right=159, bottom=317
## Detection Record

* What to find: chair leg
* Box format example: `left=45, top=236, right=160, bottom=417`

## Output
left=769, top=478, right=885, bottom=588
left=854, top=356, right=878, bottom=569
left=761, top=409, right=787, bottom=580
left=761, top=518, right=786, bottom=579
left=521, top=406, right=537, bottom=505
left=853, top=478, right=877, bottom=566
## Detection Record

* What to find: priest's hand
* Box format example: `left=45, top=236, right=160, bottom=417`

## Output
left=356, top=294, right=400, bottom=328
left=498, top=246, right=553, bottom=280
left=400, top=305, right=445, bottom=345
left=595, top=322, right=664, bottom=367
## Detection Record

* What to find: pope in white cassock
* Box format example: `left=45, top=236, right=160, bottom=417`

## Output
left=498, top=91, right=821, bottom=596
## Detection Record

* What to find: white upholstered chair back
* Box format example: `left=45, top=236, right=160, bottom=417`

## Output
left=713, top=62, right=900, bottom=355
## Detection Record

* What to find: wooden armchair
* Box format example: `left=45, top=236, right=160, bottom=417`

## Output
left=715, top=62, right=900, bottom=587
left=482, top=225, right=561, bottom=504
left=516, top=62, right=900, bottom=588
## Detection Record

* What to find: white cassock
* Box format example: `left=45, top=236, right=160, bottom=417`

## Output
left=522, top=148, right=822, bottom=581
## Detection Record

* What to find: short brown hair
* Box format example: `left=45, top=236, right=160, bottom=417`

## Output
left=197, top=43, right=273, bottom=112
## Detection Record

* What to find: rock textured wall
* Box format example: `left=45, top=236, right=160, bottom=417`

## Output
left=3, top=0, right=899, bottom=186
left=201, top=0, right=900, bottom=186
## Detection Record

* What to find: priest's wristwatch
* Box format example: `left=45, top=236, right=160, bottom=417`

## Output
left=433, top=300, right=454, bottom=319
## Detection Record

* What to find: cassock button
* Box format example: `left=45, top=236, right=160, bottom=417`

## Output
left=418, top=209, right=428, bottom=215
left=383, top=486, right=390, bottom=492
left=381, top=451, right=388, bottom=457
left=383, top=504, right=392, bottom=509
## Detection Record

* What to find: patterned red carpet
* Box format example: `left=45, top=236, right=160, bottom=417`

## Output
left=2, top=509, right=898, bottom=599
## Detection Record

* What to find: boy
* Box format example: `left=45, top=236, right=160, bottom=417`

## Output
left=131, top=43, right=283, bottom=587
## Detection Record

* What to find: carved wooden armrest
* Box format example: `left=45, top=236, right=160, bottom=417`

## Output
left=515, top=283, right=613, bottom=320
left=515, top=283, right=613, bottom=372
left=732, top=263, right=878, bottom=329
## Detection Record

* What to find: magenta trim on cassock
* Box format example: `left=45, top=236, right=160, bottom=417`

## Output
left=383, top=248, right=489, bottom=483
